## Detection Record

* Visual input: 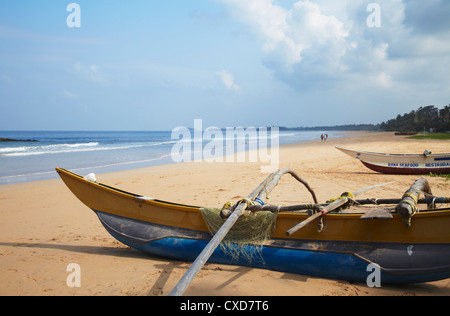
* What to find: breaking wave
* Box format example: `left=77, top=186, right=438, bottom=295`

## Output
left=0, top=141, right=177, bottom=157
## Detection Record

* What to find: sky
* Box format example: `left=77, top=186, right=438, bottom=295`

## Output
left=0, top=0, right=449, bottom=131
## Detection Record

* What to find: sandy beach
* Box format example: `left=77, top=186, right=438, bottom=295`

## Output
left=1, top=131, right=449, bottom=296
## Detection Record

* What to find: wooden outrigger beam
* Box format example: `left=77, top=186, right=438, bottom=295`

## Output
left=246, top=197, right=450, bottom=213
left=286, top=182, right=395, bottom=236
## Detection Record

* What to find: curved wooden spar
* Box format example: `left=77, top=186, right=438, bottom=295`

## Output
left=286, top=181, right=395, bottom=236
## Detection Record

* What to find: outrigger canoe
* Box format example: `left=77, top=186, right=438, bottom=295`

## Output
left=56, top=168, right=450, bottom=285
left=336, top=146, right=450, bottom=175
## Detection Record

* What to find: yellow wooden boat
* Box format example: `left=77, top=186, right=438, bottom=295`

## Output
left=56, top=168, right=450, bottom=284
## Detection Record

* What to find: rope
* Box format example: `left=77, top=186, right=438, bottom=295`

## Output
left=325, top=191, right=357, bottom=212
left=254, top=197, right=264, bottom=206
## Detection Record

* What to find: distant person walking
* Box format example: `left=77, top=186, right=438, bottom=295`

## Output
left=325, top=133, right=328, bottom=141
left=321, top=134, right=324, bottom=142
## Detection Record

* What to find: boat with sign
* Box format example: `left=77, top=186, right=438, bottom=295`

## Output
left=336, top=146, right=450, bottom=175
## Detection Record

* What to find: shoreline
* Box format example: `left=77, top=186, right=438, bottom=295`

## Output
left=1, top=131, right=449, bottom=296
left=0, top=130, right=349, bottom=186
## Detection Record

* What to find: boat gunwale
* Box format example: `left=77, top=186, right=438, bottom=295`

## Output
left=56, top=168, right=450, bottom=221
left=56, top=168, right=201, bottom=213
left=335, top=146, right=450, bottom=158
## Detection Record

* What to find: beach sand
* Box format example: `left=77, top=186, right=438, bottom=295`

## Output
left=1, top=132, right=449, bottom=296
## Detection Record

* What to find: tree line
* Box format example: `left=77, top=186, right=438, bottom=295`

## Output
left=278, top=124, right=379, bottom=132
left=379, top=104, right=450, bottom=133
left=278, top=104, right=449, bottom=133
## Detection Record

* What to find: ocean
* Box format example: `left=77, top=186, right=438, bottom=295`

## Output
left=0, top=130, right=345, bottom=185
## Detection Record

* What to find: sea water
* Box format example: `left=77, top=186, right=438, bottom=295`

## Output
left=0, top=130, right=344, bottom=185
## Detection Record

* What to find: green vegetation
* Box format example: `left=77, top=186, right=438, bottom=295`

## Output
left=408, top=133, right=450, bottom=140
left=278, top=124, right=380, bottom=132
left=278, top=104, right=449, bottom=134
left=428, top=173, right=450, bottom=181
left=380, top=105, right=450, bottom=133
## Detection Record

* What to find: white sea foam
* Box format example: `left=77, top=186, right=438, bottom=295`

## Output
left=48, top=142, right=99, bottom=148
left=0, top=141, right=177, bottom=157
left=0, top=142, right=98, bottom=155
left=0, top=147, right=28, bottom=153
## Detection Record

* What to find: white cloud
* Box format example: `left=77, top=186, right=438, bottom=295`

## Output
left=218, top=0, right=450, bottom=92
left=216, top=70, right=239, bottom=91
left=217, top=0, right=348, bottom=73
left=212, top=0, right=450, bottom=126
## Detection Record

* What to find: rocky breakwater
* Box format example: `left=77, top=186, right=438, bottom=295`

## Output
left=0, top=138, right=38, bottom=142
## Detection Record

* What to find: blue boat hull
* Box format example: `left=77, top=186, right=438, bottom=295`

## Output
left=95, top=210, right=450, bottom=285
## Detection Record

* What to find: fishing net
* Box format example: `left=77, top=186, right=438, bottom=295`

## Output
left=199, top=207, right=277, bottom=263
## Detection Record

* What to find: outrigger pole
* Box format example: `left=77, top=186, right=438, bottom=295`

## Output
left=286, top=181, right=395, bottom=236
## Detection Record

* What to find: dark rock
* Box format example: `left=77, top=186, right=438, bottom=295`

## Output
left=0, top=138, right=38, bottom=142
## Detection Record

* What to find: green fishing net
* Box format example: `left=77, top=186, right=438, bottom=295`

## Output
left=199, top=207, right=277, bottom=263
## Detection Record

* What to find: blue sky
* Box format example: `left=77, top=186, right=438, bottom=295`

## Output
left=0, top=0, right=449, bottom=131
